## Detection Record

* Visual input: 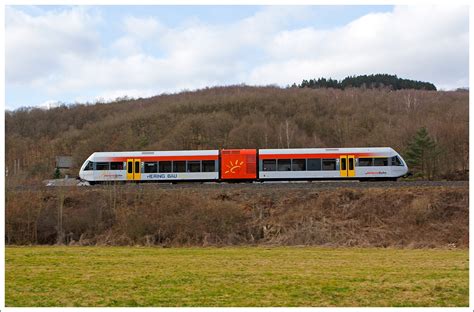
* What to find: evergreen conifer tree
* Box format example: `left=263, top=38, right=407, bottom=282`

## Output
left=405, top=127, right=439, bottom=179
left=53, top=167, right=61, bottom=179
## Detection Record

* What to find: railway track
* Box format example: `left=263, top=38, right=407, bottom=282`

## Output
left=96, top=180, right=469, bottom=190
left=8, top=180, right=468, bottom=192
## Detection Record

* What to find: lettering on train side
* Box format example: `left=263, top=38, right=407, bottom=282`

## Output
left=146, top=174, right=179, bottom=179
left=146, top=174, right=166, bottom=179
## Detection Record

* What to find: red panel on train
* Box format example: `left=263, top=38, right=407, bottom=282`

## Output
left=220, top=149, right=257, bottom=180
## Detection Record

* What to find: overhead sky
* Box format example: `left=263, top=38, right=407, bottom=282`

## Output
left=5, top=5, right=469, bottom=110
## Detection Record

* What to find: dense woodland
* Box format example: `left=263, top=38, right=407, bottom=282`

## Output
left=5, top=85, right=469, bottom=182
left=298, top=74, right=437, bottom=91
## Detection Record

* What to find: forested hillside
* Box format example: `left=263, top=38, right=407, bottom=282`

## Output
left=298, top=74, right=437, bottom=91
left=5, top=86, right=468, bottom=181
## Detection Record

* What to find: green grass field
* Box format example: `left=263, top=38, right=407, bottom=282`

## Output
left=5, top=246, right=468, bottom=307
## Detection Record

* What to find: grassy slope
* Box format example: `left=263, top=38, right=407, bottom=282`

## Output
left=6, top=246, right=468, bottom=307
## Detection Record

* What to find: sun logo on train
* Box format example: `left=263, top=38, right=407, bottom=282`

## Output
left=225, top=160, right=244, bottom=174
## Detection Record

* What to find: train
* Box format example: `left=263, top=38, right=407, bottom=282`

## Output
left=78, top=147, right=409, bottom=184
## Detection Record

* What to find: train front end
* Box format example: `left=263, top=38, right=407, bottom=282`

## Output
left=78, top=153, right=95, bottom=183
left=391, top=149, right=409, bottom=178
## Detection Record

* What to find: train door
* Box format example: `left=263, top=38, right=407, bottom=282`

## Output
left=127, top=159, right=134, bottom=180
left=134, top=159, right=141, bottom=180
left=126, top=158, right=141, bottom=181
left=348, top=155, right=355, bottom=177
left=340, top=155, right=348, bottom=177
left=339, top=155, right=355, bottom=177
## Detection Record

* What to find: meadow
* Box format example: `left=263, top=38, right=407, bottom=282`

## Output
left=5, top=246, right=468, bottom=307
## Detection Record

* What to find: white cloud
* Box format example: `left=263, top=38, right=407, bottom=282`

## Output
left=12, top=7, right=304, bottom=95
left=248, top=6, right=469, bottom=89
left=109, top=16, right=164, bottom=57
left=111, top=36, right=141, bottom=56
left=5, top=5, right=469, bottom=108
left=123, top=16, right=163, bottom=40
left=6, top=6, right=101, bottom=85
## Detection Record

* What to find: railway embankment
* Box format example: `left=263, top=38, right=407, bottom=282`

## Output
left=6, top=183, right=468, bottom=248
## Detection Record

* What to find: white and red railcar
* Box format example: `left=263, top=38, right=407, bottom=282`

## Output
left=79, top=147, right=409, bottom=184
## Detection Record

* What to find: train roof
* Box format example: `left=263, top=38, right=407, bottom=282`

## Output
left=259, top=147, right=396, bottom=154
left=88, top=147, right=398, bottom=160
left=90, top=150, right=219, bottom=159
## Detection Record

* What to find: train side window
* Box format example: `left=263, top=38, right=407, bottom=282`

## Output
left=127, top=161, right=132, bottom=174
left=84, top=161, right=94, bottom=171
left=159, top=161, right=172, bottom=173
left=173, top=161, right=186, bottom=172
left=322, top=159, right=336, bottom=171
left=277, top=159, right=291, bottom=171
left=358, top=158, right=373, bottom=166
left=188, top=161, right=201, bottom=172
left=349, top=158, right=354, bottom=170
left=202, top=160, right=215, bottom=172
left=307, top=159, right=321, bottom=171
left=96, top=162, right=109, bottom=170
left=144, top=162, right=158, bottom=173
left=291, top=159, right=306, bottom=171
left=374, top=158, right=388, bottom=166
left=110, top=162, right=124, bottom=170
left=391, top=156, right=403, bottom=166
left=263, top=160, right=276, bottom=171
left=135, top=161, right=140, bottom=173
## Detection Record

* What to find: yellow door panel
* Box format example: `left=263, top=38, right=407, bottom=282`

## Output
left=126, top=159, right=134, bottom=180
left=134, top=159, right=141, bottom=180
left=340, top=155, right=348, bottom=177
left=348, top=155, right=355, bottom=177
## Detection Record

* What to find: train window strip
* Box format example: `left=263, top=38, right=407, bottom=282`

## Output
left=262, top=158, right=328, bottom=171
left=263, top=159, right=276, bottom=171
left=202, top=160, right=215, bottom=172
left=159, top=161, right=172, bottom=173
left=173, top=161, right=186, bottom=173
left=307, top=158, right=321, bottom=171
left=110, top=162, right=124, bottom=170
left=144, top=162, right=158, bottom=173
left=374, top=158, right=389, bottom=166
left=277, top=159, right=291, bottom=171
left=391, top=156, right=404, bottom=166
left=291, top=159, right=306, bottom=171
left=138, top=160, right=218, bottom=173
left=322, top=159, right=337, bottom=171
left=90, top=161, right=126, bottom=171
left=358, top=158, right=373, bottom=167
left=84, top=161, right=94, bottom=171
left=358, top=157, right=389, bottom=167
left=262, top=158, right=337, bottom=171
left=95, top=162, right=109, bottom=171
left=187, top=161, right=201, bottom=172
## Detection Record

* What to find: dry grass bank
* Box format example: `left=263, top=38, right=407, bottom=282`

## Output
left=6, top=184, right=468, bottom=248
